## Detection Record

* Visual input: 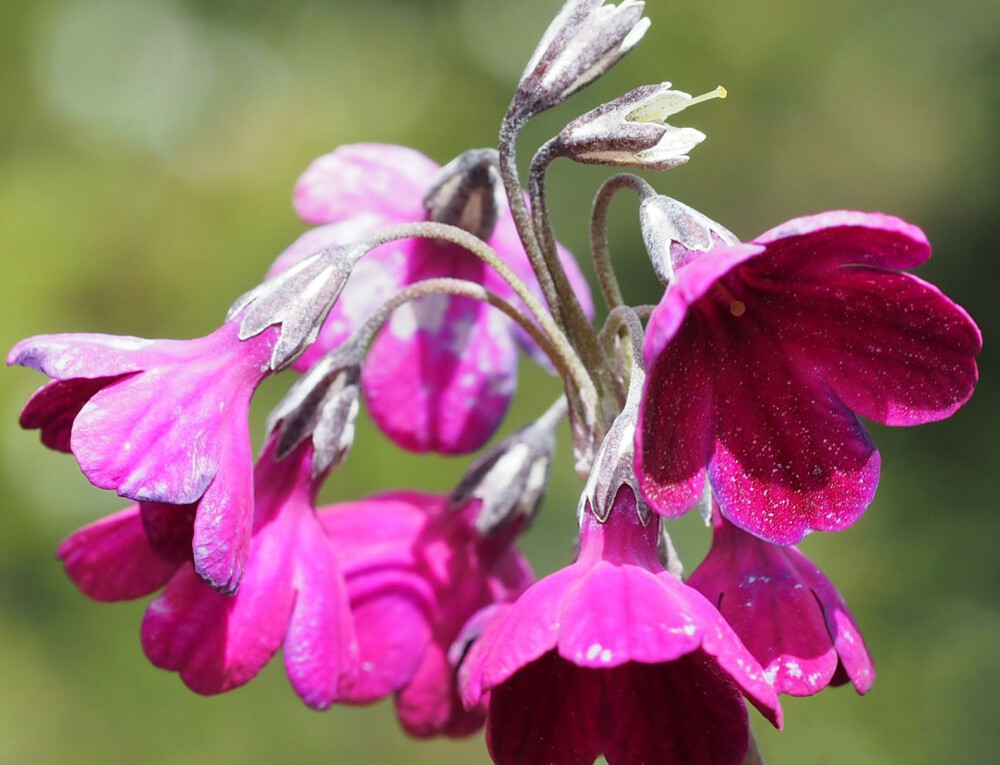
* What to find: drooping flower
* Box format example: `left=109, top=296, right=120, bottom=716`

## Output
left=687, top=505, right=874, bottom=696
left=318, top=491, right=533, bottom=738
left=59, top=438, right=357, bottom=708
left=460, top=485, right=781, bottom=765
left=271, top=143, right=593, bottom=454
left=10, top=321, right=279, bottom=592
left=636, top=209, right=982, bottom=543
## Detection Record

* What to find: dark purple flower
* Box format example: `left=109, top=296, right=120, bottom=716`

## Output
left=688, top=506, right=874, bottom=696
left=273, top=143, right=593, bottom=455
left=319, top=492, right=532, bottom=738
left=460, top=486, right=781, bottom=765
left=636, top=211, right=982, bottom=543
left=60, top=439, right=357, bottom=708
left=11, top=321, right=278, bottom=592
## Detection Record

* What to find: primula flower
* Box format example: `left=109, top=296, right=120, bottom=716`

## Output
left=60, top=438, right=357, bottom=708
left=10, top=321, right=278, bottom=592
left=636, top=210, right=982, bottom=543
left=318, top=492, right=532, bottom=738
left=460, top=486, right=781, bottom=765
left=688, top=506, right=874, bottom=696
left=271, top=143, right=593, bottom=454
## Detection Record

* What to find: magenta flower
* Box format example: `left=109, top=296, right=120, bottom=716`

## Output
left=460, top=487, right=781, bottom=765
left=10, top=321, right=278, bottom=592
left=636, top=211, right=982, bottom=543
left=688, top=506, right=874, bottom=696
left=271, top=143, right=593, bottom=454
left=60, top=438, right=357, bottom=708
left=318, top=491, right=532, bottom=737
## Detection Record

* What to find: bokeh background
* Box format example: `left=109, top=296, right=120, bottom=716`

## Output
left=1, top=0, right=997, bottom=762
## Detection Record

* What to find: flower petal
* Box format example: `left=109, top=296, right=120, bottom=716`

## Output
left=754, top=210, right=931, bottom=272
left=395, top=642, right=484, bottom=738
left=556, top=562, right=704, bottom=668
left=486, top=651, right=604, bottom=765
left=8, top=333, right=153, bottom=379
left=363, top=294, right=518, bottom=454
left=141, top=510, right=297, bottom=695
left=190, top=417, right=255, bottom=594
left=58, top=506, right=182, bottom=602
left=283, top=513, right=358, bottom=709
left=708, top=323, right=880, bottom=545
left=781, top=268, right=981, bottom=425
left=20, top=377, right=126, bottom=453
left=643, top=242, right=766, bottom=353
left=293, top=143, right=439, bottom=225
left=636, top=314, right=713, bottom=517
left=602, top=656, right=751, bottom=765
left=319, top=496, right=437, bottom=701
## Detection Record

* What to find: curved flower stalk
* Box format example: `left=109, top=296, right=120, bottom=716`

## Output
left=10, top=321, right=278, bottom=593
left=688, top=505, right=874, bottom=696
left=635, top=207, right=982, bottom=543
left=271, top=143, right=594, bottom=455
left=318, top=492, right=533, bottom=737
left=460, top=485, right=781, bottom=765
left=59, top=437, right=357, bottom=707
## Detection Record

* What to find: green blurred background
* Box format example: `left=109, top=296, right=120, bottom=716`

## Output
left=1, top=0, right=997, bottom=762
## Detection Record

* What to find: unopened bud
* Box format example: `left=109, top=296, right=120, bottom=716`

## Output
left=512, top=0, right=650, bottom=122
left=450, top=399, right=565, bottom=535
left=228, top=240, right=368, bottom=370
left=556, top=83, right=726, bottom=171
left=639, top=195, right=739, bottom=283
left=266, top=343, right=362, bottom=478
left=423, top=149, right=504, bottom=241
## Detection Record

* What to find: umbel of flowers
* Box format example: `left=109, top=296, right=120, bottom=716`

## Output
left=9, top=1, right=980, bottom=763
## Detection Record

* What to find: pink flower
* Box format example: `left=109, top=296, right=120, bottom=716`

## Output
left=59, top=439, right=357, bottom=708
left=688, top=506, right=874, bottom=696
left=636, top=211, right=981, bottom=543
left=272, top=143, right=593, bottom=454
left=318, top=492, right=532, bottom=738
left=10, top=321, right=278, bottom=592
left=460, top=487, right=782, bottom=765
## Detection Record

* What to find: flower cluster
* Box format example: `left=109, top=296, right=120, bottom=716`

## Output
left=9, top=1, right=980, bottom=762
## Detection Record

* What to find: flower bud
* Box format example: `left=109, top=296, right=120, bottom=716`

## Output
left=423, top=149, right=504, bottom=241
left=450, top=399, right=564, bottom=535
left=512, top=0, right=650, bottom=122
left=639, top=195, right=739, bottom=283
left=266, top=342, right=362, bottom=478
left=555, top=83, right=720, bottom=171
left=228, top=240, right=369, bottom=370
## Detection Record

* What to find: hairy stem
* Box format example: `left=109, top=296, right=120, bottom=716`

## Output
left=530, top=142, right=623, bottom=412
left=590, top=173, right=658, bottom=310
left=498, top=115, right=565, bottom=331
left=362, top=222, right=600, bottom=418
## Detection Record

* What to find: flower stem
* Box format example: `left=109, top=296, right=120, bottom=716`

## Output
left=498, top=114, right=565, bottom=330
left=590, top=173, right=658, bottom=310
left=352, top=277, right=571, bottom=385
left=529, top=141, right=623, bottom=413
left=362, top=222, right=600, bottom=422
